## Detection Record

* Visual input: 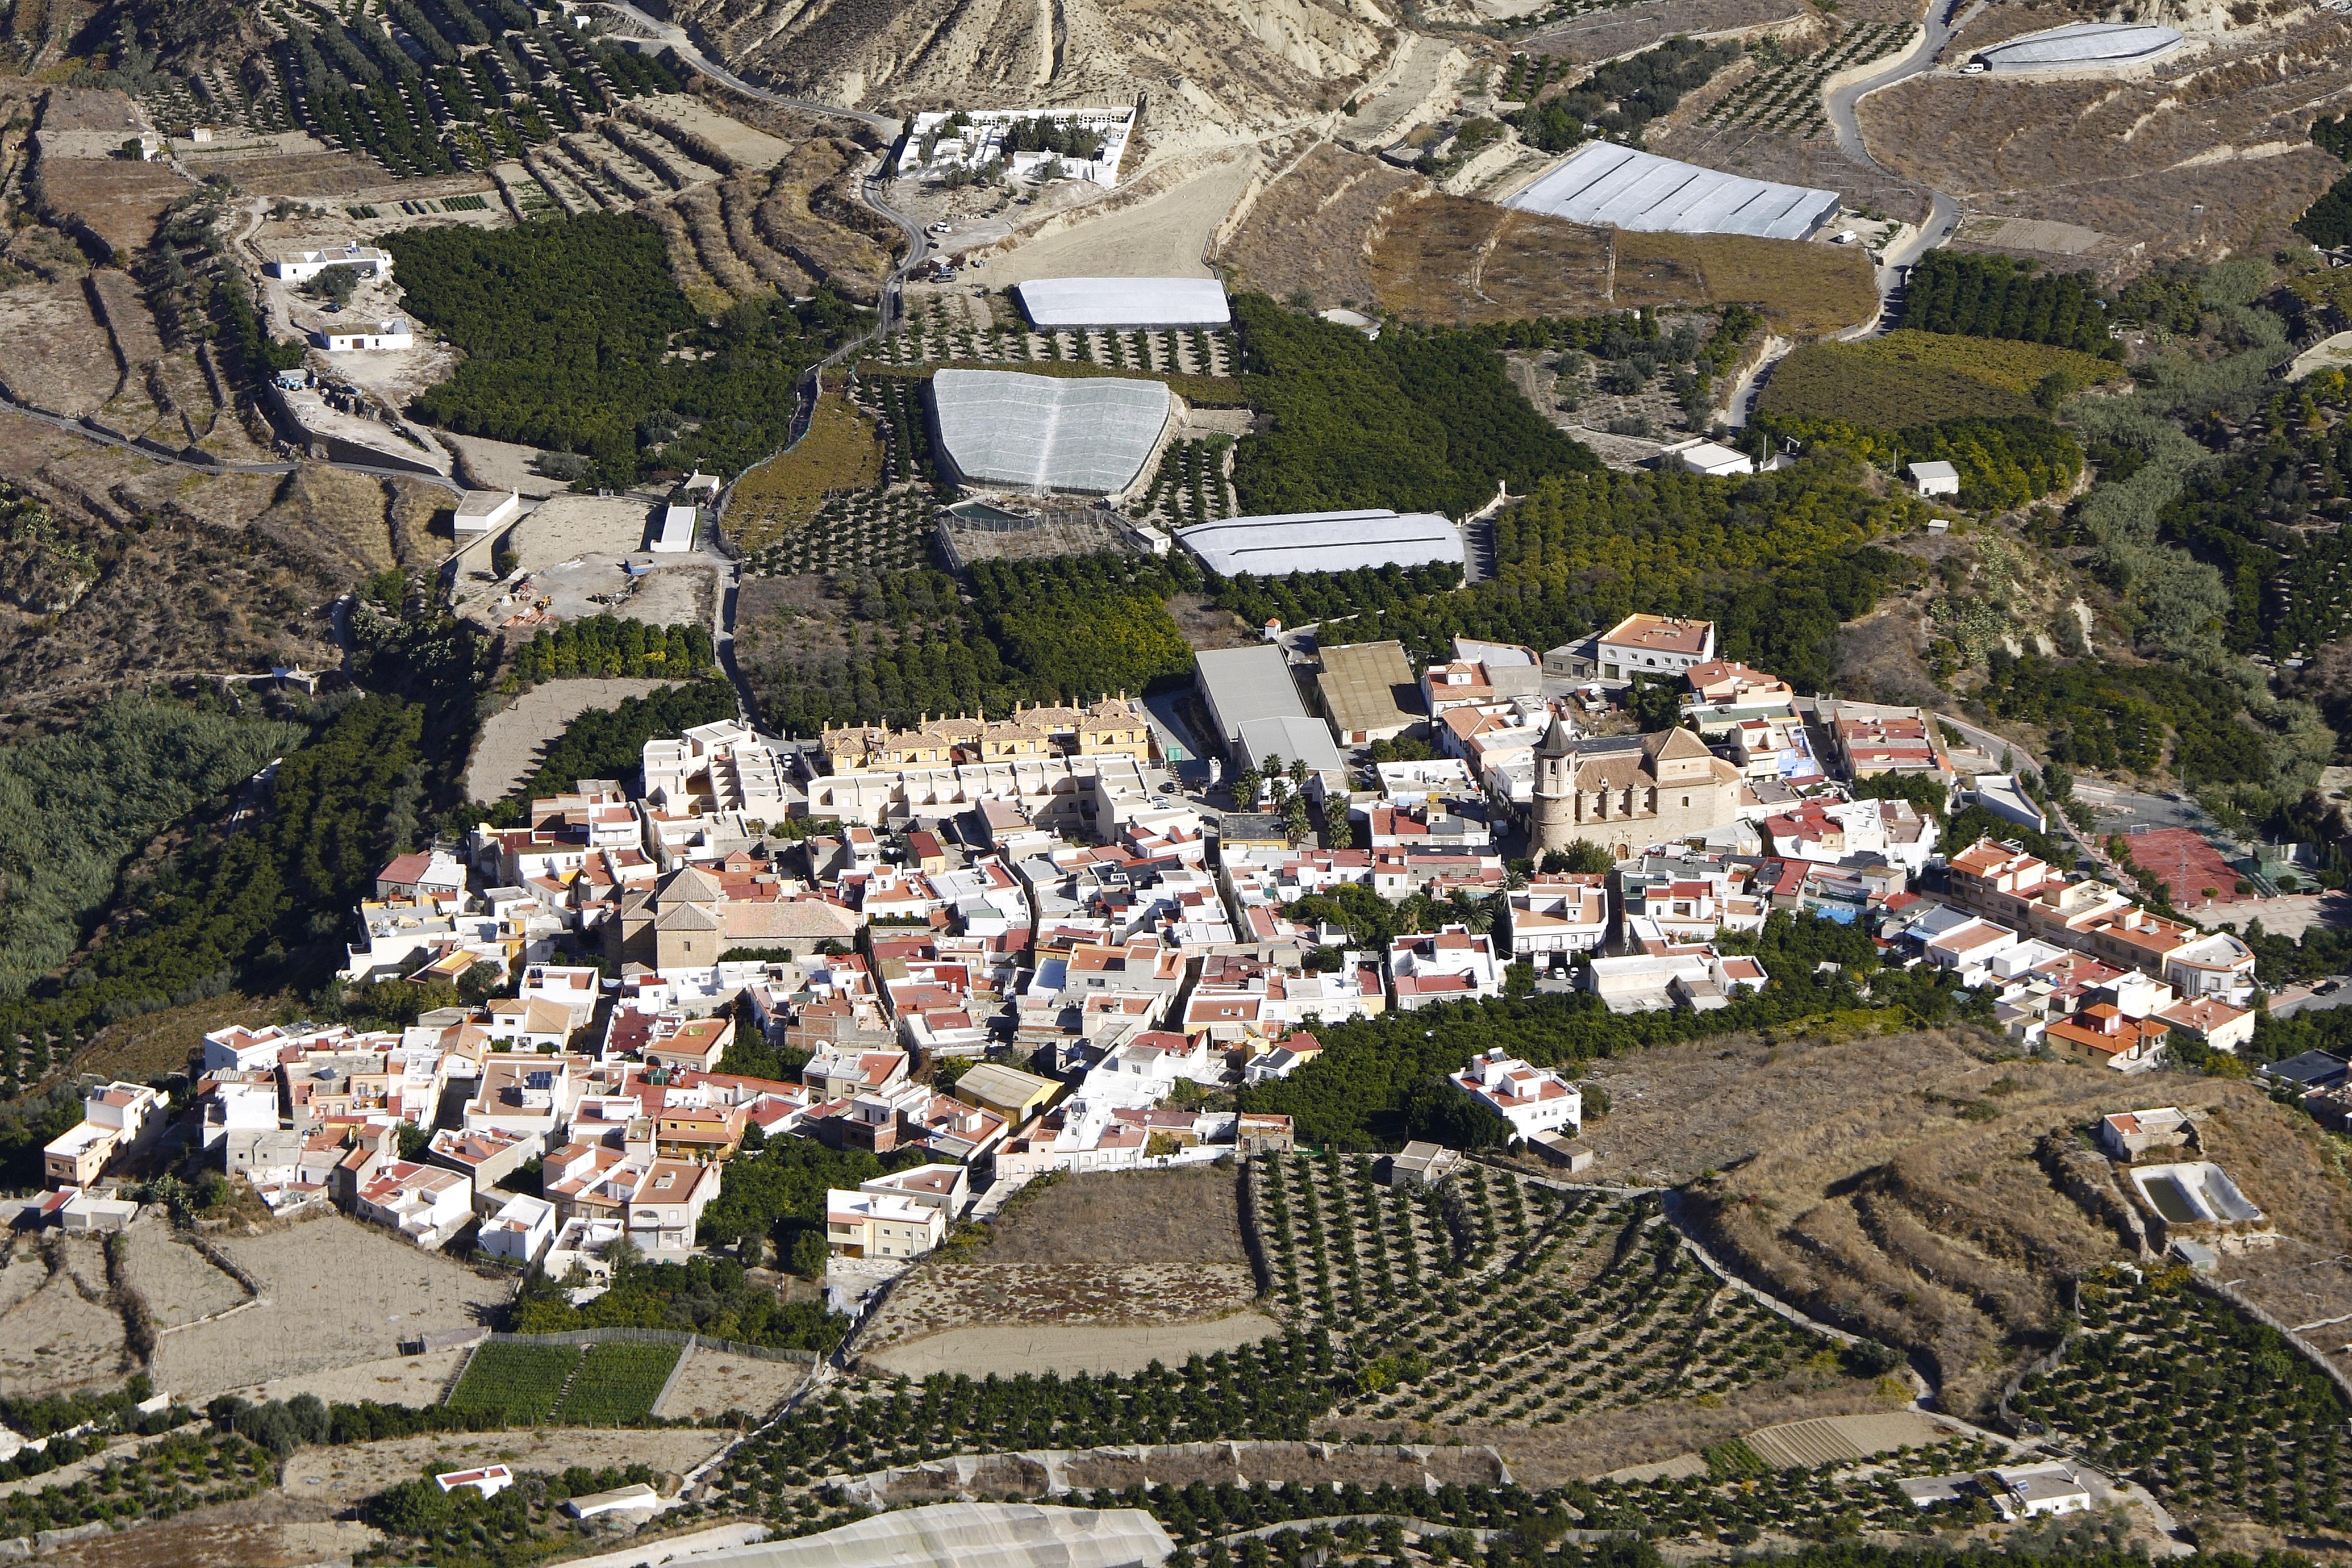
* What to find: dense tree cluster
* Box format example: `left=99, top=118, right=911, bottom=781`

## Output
left=384, top=215, right=869, bottom=485
left=1516, top=37, right=1743, bottom=151
left=751, top=557, right=1199, bottom=735
left=2299, top=114, right=2352, bottom=246
left=511, top=615, right=715, bottom=685
left=1978, top=653, right=2270, bottom=784
left=0, top=697, right=302, bottom=1001
left=1229, top=296, right=1601, bottom=519
left=1899, top=252, right=2116, bottom=355
left=1754, top=412, right=2083, bottom=511
left=2158, top=379, right=2352, bottom=658
left=509, top=1251, right=843, bottom=1350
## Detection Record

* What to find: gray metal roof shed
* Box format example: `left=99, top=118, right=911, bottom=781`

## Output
left=1195, top=644, right=1309, bottom=745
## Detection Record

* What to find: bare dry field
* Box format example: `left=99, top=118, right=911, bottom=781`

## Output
left=0, top=280, right=119, bottom=416
left=1655, top=122, right=1932, bottom=230
left=1227, top=144, right=1875, bottom=331
left=467, top=677, right=680, bottom=803
left=982, top=1165, right=1248, bottom=1264
left=1366, top=191, right=1616, bottom=322
left=119, top=1228, right=250, bottom=1329
left=0, top=1238, right=129, bottom=1396
left=1858, top=14, right=2352, bottom=259
left=1221, top=144, right=1418, bottom=313
left=45, top=1516, right=379, bottom=1568
left=654, top=1344, right=807, bottom=1421
left=1521, top=0, right=1811, bottom=61
left=33, top=159, right=189, bottom=253
left=1338, top=1370, right=1911, bottom=1487
left=985, top=152, right=1258, bottom=283
left=244, top=1347, right=471, bottom=1409
left=863, top=1167, right=1263, bottom=1375
left=444, top=432, right=568, bottom=500
left=153, top=1216, right=512, bottom=1401
left=279, top=1427, right=729, bottom=1512
left=863, top=1262, right=1261, bottom=1354
left=866, top=1313, right=1286, bottom=1379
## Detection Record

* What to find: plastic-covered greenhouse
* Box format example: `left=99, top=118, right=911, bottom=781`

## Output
left=1507, top=142, right=1840, bottom=241
left=1016, top=277, right=1231, bottom=328
left=1176, top=508, right=1464, bottom=577
left=691, top=1501, right=1176, bottom=1568
left=930, top=370, right=1171, bottom=495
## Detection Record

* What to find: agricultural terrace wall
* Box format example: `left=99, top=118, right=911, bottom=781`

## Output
left=478, top=1326, right=816, bottom=1363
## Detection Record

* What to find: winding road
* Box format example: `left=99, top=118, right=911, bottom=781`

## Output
left=596, top=0, right=940, bottom=726
left=1728, top=0, right=1966, bottom=420
left=1824, top=0, right=1966, bottom=333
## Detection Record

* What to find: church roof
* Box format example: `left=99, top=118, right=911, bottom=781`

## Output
left=657, top=865, right=726, bottom=905
left=1536, top=715, right=1574, bottom=759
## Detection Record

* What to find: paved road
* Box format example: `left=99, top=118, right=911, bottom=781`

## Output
left=1823, top=0, right=1964, bottom=338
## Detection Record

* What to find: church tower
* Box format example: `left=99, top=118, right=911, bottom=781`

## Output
left=1532, top=715, right=1577, bottom=854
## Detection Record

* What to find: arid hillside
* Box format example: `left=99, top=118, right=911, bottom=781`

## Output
left=1581, top=1027, right=2352, bottom=1421
left=1860, top=7, right=2352, bottom=259
left=672, top=0, right=1395, bottom=145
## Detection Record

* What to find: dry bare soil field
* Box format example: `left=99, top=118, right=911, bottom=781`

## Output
left=1224, top=144, right=1876, bottom=333
left=862, top=1164, right=1276, bottom=1377
left=153, top=1215, right=513, bottom=1401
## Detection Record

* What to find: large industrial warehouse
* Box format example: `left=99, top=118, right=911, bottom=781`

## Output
left=1967, top=21, right=2183, bottom=73
left=1016, top=276, right=1232, bottom=329
left=1175, top=509, right=1466, bottom=578
left=1506, top=142, right=1841, bottom=241
left=928, top=369, right=1172, bottom=496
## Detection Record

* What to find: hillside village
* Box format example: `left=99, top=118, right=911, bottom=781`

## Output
left=17, top=0, right=2352, bottom=1561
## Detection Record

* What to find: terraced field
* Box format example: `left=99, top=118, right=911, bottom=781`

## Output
left=2010, top=1266, right=2352, bottom=1530
left=1250, top=1155, right=1835, bottom=1427
left=1705, top=22, right=1910, bottom=139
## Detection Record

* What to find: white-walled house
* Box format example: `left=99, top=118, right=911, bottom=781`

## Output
left=1448, top=1047, right=1580, bottom=1141
left=1502, top=874, right=1610, bottom=962
left=1388, top=926, right=1503, bottom=1010
left=269, top=245, right=392, bottom=282
left=311, top=318, right=414, bottom=352
left=480, top=1191, right=558, bottom=1266
left=352, top=1161, right=473, bottom=1249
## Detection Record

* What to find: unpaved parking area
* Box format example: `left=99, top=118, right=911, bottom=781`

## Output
left=153, top=1217, right=511, bottom=1401
left=467, top=677, right=679, bottom=802
left=239, top=1346, right=470, bottom=1409
left=653, top=1345, right=808, bottom=1421
left=982, top=154, right=1257, bottom=283
left=280, top=1427, right=729, bottom=1511
left=866, top=1312, right=1284, bottom=1379
left=120, top=1229, right=250, bottom=1329
left=501, top=492, right=656, bottom=566
left=450, top=490, right=715, bottom=632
